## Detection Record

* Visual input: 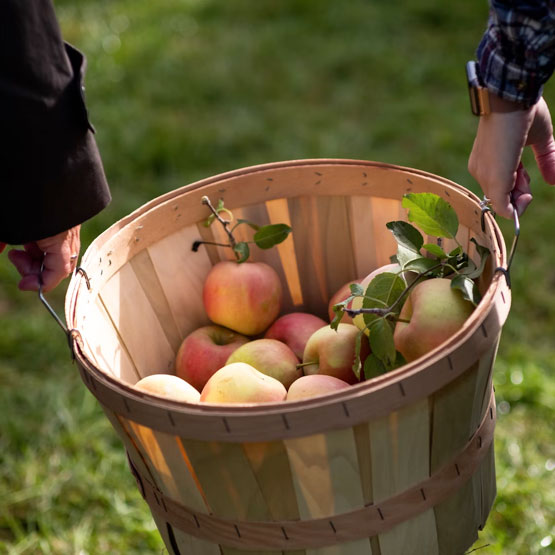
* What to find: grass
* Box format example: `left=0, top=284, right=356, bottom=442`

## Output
left=1, top=0, right=554, bottom=553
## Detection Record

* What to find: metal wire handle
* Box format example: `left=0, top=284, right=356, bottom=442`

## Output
left=38, top=259, right=87, bottom=358
left=480, top=195, right=520, bottom=289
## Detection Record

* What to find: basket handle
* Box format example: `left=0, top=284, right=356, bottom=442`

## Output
left=38, top=259, right=85, bottom=359
left=480, top=194, right=520, bottom=289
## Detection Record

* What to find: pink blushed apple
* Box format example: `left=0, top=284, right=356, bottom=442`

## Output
left=225, top=338, right=301, bottom=388
left=302, top=323, right=370, bottom=385
left=203, top=261, right=282, bottom=336
left=286, top=374, right=351, bottom=401
left=175, top=325, right=250, bottom=391
left=200, top=362, right=287, bottom=404
left=134, top=374, right=201, bottom=403
left=264, top=312, right=327, bottom=360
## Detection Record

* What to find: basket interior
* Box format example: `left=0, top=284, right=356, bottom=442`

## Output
left=68, top=160, right=502, bottom=387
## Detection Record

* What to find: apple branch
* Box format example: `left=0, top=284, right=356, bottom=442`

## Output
left=201, top=196, right=240, bottom=258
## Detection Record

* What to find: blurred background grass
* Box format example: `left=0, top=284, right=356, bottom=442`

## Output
left=0, top=0, right=553, bottom=553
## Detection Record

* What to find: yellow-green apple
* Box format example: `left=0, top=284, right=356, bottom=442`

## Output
left=175, top=325, right=250, bottom=391
left=393, top=278, right=475, bottom=362
left=286, top=374, right=351, bottom=401
left=302, top=323, right=370, bottom=384
left=203, top=261, right=282, bottom=336
left=225, top=338, right=301, bottom=388
left=351, top=263, right=402, bottom=334
left=134, top=374, right=200, bottom=403
left=200, top=362, right=287, bottom=404
left=327, top=279, right=362, bottom=324
left=264, top=312, right=327, bottom=360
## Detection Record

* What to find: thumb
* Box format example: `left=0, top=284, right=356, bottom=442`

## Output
left=532, top=136, right=555, bottom=185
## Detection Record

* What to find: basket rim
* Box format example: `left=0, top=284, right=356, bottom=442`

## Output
left=66, top=158, right=510, bottom=438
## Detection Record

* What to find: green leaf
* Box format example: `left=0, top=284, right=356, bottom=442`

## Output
left=203, top=198, right=231, bottom=227
left=463, top=238, right=491, bottom=280
left=386, top=221, right=424, bottom=267
left=253, top=223, right=292, bottom=249
left=351, top=331, right=364, bottom=380
left=364, top=353, right=387, bottom=380
left=423, top=243, right=447, bottom=259
left=362, top=272, right=406, bottom=329
left=368, top=318, right=396, bottom=367
left=233, top=218, right=260, bottom=232
left=451, top=274, right=481, bottom=305
left=330, top=300, right=350, bottom=330
left=402, top=193, right=459, bottom=239
left=233, top=242, right=250, bottom=263
left=449, top=246, right=463, bottom=257
left=404, top=256, right=440, bottom=275
left=350, top=283, right=365, bottom=296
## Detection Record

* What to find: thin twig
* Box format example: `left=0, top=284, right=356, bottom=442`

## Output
left=201, top=196, right=239, bottom=258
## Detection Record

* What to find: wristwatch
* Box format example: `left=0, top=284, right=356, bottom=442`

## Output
left=466, top=60, right=527, bottom=115
left=466, top=61, right=490, bottom=115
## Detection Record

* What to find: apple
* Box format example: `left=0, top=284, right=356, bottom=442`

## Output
left=134, top=374, right=200, bottom=403
left=302, top=323, right=370, bottom=384
left=286, top=374, right=351, bottom=401
left=225, top=338, right=301, bottom=388
left=200, top=362, right=287, bottom=404
left=175, top=325, right=250, bottom=392
left=393, top=278, right=475, bottom=362
left=351, top=263, right=402, bottom=334
left=264, top=312, right=327, bottom=360
left=327, top=280, right=362, bottom=324
left=203, top=260, right=282, bottom=336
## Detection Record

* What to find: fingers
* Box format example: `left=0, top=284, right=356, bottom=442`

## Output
left=512, top=163, right=533, bottom=216
left=7, top=226, right=81, bottom=292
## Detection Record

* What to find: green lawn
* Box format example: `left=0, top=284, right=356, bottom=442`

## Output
left=1, top=1, right=553, bottom=553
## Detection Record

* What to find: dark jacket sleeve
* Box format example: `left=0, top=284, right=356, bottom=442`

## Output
left=0, top=0, right=111, bottom=245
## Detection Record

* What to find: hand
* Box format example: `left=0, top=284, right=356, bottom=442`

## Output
left=468, top=96, right=555, bottom=218
left=7, top=225, right=81, bottom=292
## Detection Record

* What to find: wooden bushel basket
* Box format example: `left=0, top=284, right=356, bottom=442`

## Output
left=65, top=159, right=510, bottom=555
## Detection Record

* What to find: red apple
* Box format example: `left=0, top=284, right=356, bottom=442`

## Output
left=264, top=312, right=327, bottom=360
left=175, top=325, right=250, bottom=391
left=225, top=338, right=301, bottom=388
left=134, top=374, right=200, bottom=403
left=200, top=362, right=287, bottom=404
left=286, top=374, right=351, bottom=401
left=203, top=261, right=282, bottom=336
left=302, top=323, right=369, bottom=384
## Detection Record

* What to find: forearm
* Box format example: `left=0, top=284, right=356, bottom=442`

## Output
left=0, top=0, right=111, bottom=245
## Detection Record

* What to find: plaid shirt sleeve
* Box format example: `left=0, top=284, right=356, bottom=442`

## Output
left=477, top=0, right=555, bottom=106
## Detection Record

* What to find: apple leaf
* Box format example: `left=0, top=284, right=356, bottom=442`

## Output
left=203, top=198, right=233, bottom=227
left=351, top=331, right=364, bottom=380
left=423, top=243, right=447, bottom=259
left=362, top=272, right=406, bottom=328
left=364, top=353, right=387, bottom=380
left=402, top=193, right=459, bottom=239
left=253, top=223, right=292, bottom=249
left=386, top=221, right=424, bottom=268
left=461, top=238, right=491, bottom=280
left=233, top=218, right=260, bottom=232
left=350, top=282, right=365, bottom=296
left=330, top=299, right=351, bottom=330
left=233, top=242, right=250, bottom=263
left=368, top=318, right=396, bottom=367
left=404, top=256, right=440, bottom=275
left=451, top=274, right=481, bottom=305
